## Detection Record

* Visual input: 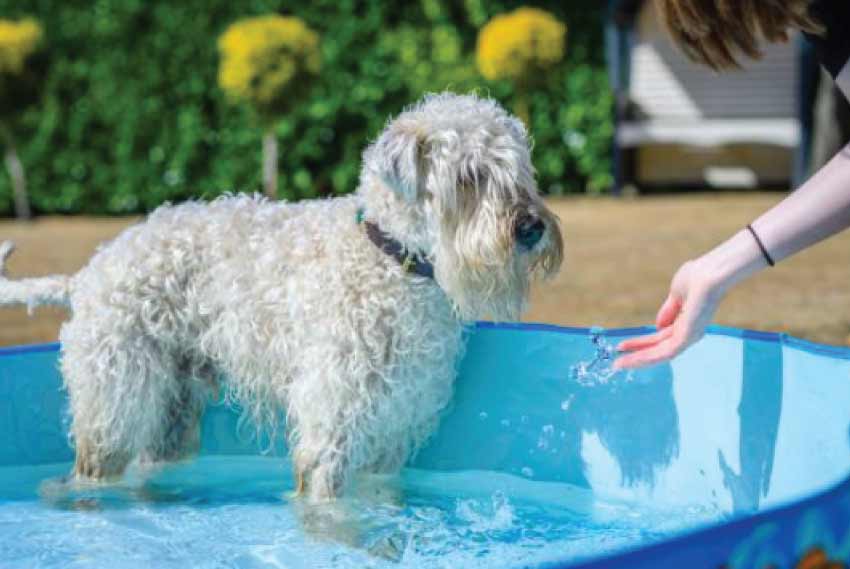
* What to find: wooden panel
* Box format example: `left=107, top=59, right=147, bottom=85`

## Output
left=636, top=144, right=793, bottom=185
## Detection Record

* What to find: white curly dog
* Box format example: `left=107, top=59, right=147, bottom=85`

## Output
left=0, top=93, right=563, bottom=503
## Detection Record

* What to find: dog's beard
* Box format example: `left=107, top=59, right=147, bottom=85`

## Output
left=432, top=205, right=559, bottom=322
left=435, top=247, right=529, bottom=322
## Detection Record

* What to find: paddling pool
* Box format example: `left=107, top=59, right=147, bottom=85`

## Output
left=1, top=322, right=849, bottom=568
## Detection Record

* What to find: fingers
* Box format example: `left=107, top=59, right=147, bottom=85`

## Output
left=655, top=294, right=682, bottom=328
left=616, top=326, right=674, bottom=352
left=612, top=263, right=720, bottom=370
left=613, top=337, right=684, bottom=370
left=614, top=299, right=706, bottom=370
left=615, top=300, right=697, bottom=369
left=612, top=293, right=682, bottom=370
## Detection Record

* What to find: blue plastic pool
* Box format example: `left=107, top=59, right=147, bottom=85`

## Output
left=2, top=323, right=850, bottom=568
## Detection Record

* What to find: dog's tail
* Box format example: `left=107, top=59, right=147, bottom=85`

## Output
left=0, top=241, right=71, bottom=313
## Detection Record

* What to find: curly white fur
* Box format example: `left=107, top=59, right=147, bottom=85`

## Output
left=0, top=241, right=69, bottom=314
left=1, top=92, right=563, bottom=502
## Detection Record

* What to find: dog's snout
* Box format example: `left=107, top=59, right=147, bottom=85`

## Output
left=515, top=216, right=545, bottom=250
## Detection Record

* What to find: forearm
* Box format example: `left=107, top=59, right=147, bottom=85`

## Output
left=753, top=143, right=850, bottom=261
left=697, top=142, right=850, bottom=291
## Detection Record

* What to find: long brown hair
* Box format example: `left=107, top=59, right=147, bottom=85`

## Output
left=656, top=0, right=823, bottom=69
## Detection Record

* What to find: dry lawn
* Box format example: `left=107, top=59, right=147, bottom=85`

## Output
left=2, top=193, right=850, bottom=347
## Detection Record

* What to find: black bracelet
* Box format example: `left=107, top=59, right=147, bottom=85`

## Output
left=746, top=224, right=775, bottom=267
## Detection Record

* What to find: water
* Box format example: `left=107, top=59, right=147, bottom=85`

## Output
left=568, top=327, right=633, bottom=387
left=0, top=456, right=722, bottom=569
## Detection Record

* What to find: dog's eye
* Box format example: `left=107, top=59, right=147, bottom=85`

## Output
left=515, top=215, right=545, bottom=250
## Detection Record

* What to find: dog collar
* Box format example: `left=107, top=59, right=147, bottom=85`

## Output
left=357, top=209, right=435, bottom=279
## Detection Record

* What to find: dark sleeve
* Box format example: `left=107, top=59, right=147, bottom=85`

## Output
left=607, top=0, right=643, bottom=26
left=804, top=0, right=850, bottom=77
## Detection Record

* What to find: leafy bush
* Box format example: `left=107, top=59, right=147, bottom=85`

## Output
left=0, top=0, right=612, bottom=216
left=0, top=17, right=47, bottom=218
left=476, top=7, right=566, bottom=84
left=0, top=18, right=42, bottom=76
left=218, top=15, right=320, bottom=118
left=218, top=14, right=321, bottom=199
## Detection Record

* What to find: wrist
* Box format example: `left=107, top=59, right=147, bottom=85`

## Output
left=692, top=228, right=770, bottom=293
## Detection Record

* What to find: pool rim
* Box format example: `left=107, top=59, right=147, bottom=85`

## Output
left=2, top=321, right=850, bottom=360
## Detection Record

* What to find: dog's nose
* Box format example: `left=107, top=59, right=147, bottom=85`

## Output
left=516, top=217, right=545, bottom=250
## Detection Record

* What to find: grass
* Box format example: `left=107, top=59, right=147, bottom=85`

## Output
left=2, top=192, right=850, bottom=347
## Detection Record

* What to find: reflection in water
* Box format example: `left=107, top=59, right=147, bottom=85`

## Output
left=565, top=329, right=680, bottom=487
left=719, top=337, right=783, bottom=514
left=572, top=362, right=680, bottom=487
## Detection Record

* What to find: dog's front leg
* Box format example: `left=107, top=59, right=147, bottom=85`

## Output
left=292, top=438, right=409, bottom=559
left=286, top=351, right=371, bottom=503
left=292, top=443, right=349, bottom=503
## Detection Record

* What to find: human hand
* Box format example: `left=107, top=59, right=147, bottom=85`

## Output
left=613, top=260, right=726, bottom=370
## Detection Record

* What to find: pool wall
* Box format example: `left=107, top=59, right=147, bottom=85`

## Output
left=2, top=322, right=850, bottom=568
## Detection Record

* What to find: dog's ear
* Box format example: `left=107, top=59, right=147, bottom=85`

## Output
left=366, top=120, right=424, bottom=202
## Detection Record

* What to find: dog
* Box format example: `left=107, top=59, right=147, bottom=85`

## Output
left=0, top=92, right=563, bottom=503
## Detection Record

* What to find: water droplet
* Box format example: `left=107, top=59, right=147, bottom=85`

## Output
left=568, top=327, right=623, bottom=386
left=520, top=467, right=534, bottom=478
left=478, top=411, right=488, bottom=421
left=538, top=425, right=554, bottom=449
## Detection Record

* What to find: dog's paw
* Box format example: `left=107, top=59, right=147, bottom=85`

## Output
left=365, top=531, right=408, bottom=562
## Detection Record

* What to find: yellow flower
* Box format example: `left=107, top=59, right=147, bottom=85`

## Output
left=476, top=7, right=566, bottom=83
left=218, top=15, right=320, bottom=114
left=0, top=18, right=43, bottom=76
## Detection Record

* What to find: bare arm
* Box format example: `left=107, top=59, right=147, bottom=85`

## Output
left=614, top=142, right=850, bottom=369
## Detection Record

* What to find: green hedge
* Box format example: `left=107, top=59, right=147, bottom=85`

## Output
left=0, top=0, right=612, bottom=215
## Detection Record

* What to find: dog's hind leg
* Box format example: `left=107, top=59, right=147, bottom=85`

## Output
left=61, top=322, right=180, bottom=481
left=140, top=376, right=208, bottom=464
left=139, top=357, right=215, bottom=464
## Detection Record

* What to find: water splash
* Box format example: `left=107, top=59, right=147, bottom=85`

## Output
left=1, top=457, right=723, bottom=569
left=568, top=327, right=630, bottom=387
left=455, top=491, right=515, bottom=532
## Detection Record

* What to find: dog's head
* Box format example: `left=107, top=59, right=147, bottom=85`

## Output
left=360, top=92, right=563, bottom=321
